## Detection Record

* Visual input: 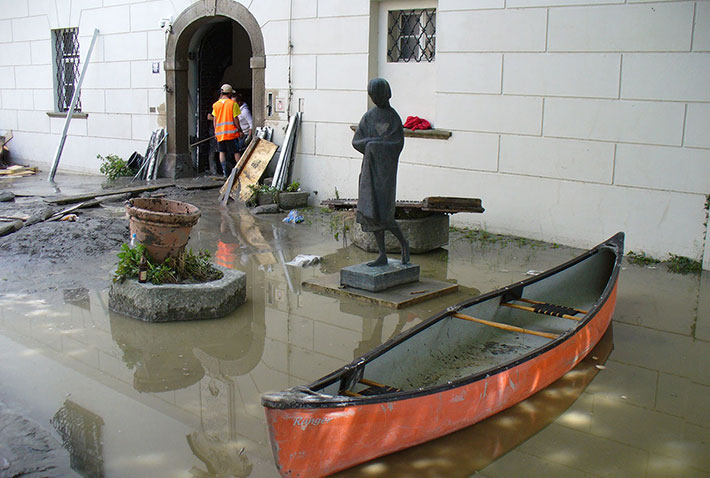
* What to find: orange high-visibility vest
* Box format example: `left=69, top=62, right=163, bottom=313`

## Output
left=212, top=98, right=241, bottom=141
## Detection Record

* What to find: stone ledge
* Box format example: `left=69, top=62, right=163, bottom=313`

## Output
left=108, top=266, right=246, bottom=322
left=349, top=124, right=452, bottom=140
left=46, top=111, right=89, bottom=119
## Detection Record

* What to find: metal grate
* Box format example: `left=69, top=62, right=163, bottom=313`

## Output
left=387, top=9, right=436, bottom=63
left=53, top=28, right=81, bottom=112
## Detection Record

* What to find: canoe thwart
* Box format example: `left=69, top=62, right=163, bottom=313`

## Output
left=358, top=378, right=401, bottom=396
left=452, top=312, right=559, bottom=340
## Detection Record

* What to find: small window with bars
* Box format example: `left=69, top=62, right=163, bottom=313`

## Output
left=53, top=28, right=81, bottom=112
left=387, top=9, right=436, bottom=63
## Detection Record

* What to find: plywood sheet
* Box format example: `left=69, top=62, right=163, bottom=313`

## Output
left=230, top=139, right=278, bottom=202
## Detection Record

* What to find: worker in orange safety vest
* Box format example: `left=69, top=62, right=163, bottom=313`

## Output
left=212, top=84, right=243, bottom=176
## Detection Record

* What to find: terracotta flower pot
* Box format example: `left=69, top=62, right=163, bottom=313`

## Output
left=126, top=198, right=201, bottom=262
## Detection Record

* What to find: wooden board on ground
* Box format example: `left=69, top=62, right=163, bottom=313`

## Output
left=219, top=137, right=260, bottom=200
left=45, top=182, right=175, bottom=205
left=320, top=196, right=485, bottom=214
left=233, top=139, right=278, bottom=202
left=303, top=273, right=459, bottom=309
left=0, top=165, right=39, bottom=177
left=422, top=196, right=484, bottom=213
left=219, top=167, right=238, bottom=205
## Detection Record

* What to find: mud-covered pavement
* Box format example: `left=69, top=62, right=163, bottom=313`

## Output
left=1, top=172, right=710, bottom=478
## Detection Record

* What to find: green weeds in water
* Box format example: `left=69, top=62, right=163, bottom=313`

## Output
left=451, top=227, right=548, bottom=249
left=667, top=254, right=702, bottom=275
left=329, top=212, right=352, bottom=241
left=114, top=244, right=223, bottom=284
left=626, top=250, right=661, bottom=267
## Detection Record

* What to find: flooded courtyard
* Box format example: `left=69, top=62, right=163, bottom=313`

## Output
left=1, top=175, right=709, bottom=477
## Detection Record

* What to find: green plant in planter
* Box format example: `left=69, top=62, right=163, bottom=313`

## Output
left=285, top=181, right=301, bottom=192
left=113, top=244, right=223, bottom=285
left=247, top=183, right=279, bottom=206
left=98, top=154, right=136, bottom=180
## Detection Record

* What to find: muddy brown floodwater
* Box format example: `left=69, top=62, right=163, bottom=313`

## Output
left=0, top=173, right=709, bottom=478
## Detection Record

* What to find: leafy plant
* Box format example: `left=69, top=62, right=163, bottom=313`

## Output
left=626, top=250, right=661, bottom=267
left=247, top=183, right=279, bottom=206
left=285, top=181, right=301, bottom=193
left=667, top=254, right=701, bottom=275
left=98, top=154, right=135, bottom=180
left=113, top=244, right=223, bottom=284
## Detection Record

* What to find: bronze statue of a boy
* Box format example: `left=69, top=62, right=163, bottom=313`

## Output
left=352, top=78, right=410, bottom=266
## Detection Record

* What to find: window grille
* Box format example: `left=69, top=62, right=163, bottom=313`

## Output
left=387, top=9, right=436, bottom=63
left=53, top=28, right=81, bottom=112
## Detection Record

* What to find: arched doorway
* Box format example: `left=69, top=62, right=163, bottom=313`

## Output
left=163, top=0, right=265, bottom=178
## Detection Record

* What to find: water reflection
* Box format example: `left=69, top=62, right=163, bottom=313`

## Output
left=187, top=432, right=252, bottom=477
left=336, top=326, right=615, bottom=477
left=51, top=399, right=105, bottom=478
left=109, top=304, right=266, bottom=392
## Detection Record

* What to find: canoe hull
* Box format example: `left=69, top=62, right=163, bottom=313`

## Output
left=266, top=282, right=618, bottom=477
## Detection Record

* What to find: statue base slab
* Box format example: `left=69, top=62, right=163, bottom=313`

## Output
left=303, top=273, right=457, bottom=309
left=340, top=259, right=420, bottom=292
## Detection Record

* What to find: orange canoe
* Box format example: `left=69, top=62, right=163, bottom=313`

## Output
left=262, top=232, right=624, bottom=477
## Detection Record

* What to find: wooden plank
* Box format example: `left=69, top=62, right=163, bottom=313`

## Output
left=303, top=274, right=458, bottom=309
left=220, top=166, right=238, bottom=205
left=422, top=197, right=484, bottom=213
left=236, top=139, right=278, bottom=202
left=45, top=182, right=175, bottom=205
left=453, top=312, right=559, bottom=340
left=359, top=378, right=387, bottom=388
left=321, top=197, right=484, bottom=214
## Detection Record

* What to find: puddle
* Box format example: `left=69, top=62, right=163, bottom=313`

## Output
left=0, top=194, right=709, bottom=477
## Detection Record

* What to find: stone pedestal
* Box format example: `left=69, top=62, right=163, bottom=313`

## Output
left=351, top=214, right=449, bottom=254
left=340, top=260, right=420, bottom=292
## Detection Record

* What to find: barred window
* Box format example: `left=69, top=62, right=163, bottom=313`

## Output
left=53, top=28, right=81, bottom=112
left=387, top=9, right=436, bottom=63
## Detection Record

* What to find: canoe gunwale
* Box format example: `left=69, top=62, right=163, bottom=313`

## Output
left=262, top=232, right=624, bottom=410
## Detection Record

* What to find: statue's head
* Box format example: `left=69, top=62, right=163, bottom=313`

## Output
left=368, top=78, right=391, bottom=108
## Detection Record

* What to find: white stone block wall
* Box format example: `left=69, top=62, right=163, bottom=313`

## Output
left=0, top=0, right=176, bottom=173
left=0, top=0, right=708, bottom=266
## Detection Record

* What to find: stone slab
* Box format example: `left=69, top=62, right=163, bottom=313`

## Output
left=108, top=266, right=246, bottom=322
left=304, top=273, right=458, bottom=309
left=340, top=260, right=419, bottom=292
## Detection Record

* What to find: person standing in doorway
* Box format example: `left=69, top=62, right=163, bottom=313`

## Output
left=233, top=93, right=253, bottom=153
left=212, top=84, right=242, bottom=176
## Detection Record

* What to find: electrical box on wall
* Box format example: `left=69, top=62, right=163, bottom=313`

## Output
left=265, top=89, right=287, bottom=119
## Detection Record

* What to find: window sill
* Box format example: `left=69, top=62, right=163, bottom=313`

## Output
left=350, top=124, right=451, bottom=140
left=47, top=112, right=89, bottom=119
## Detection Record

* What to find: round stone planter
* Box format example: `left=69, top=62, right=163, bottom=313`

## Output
left=278, top=191, right=310, bottom=209
left=350, top=214, right=450, bottom=254
left=126, top=198, right=200, bottom=262
left=108, top=266, right=247, bottom=322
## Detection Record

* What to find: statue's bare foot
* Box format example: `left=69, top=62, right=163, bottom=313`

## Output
left=401, top=242, right=410, bottom=264
left=367, top=254, right=388, bottom=267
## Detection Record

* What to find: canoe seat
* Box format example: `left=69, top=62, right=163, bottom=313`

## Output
left=501, top=298, right=587, bottom=321
left=530, top=302, right=582, bottom=318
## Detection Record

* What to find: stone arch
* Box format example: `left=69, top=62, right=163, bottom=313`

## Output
left=163, top=0, right=265, bottom=177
